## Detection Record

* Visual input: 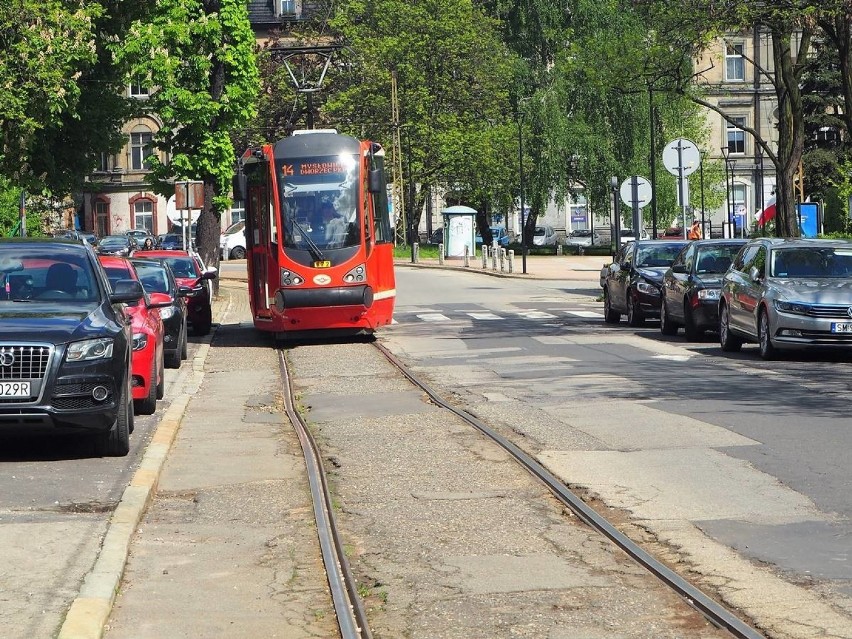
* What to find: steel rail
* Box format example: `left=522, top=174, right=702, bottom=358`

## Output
left=278, top=351, right=372, bottom=639
left=374, top=341, right=765, bottom=639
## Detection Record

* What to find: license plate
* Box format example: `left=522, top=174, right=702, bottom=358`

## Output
left=0, top=381, right=30, bottom=398
left=313, top=260, right=331, bottom=268
left=831, top=322, right=852, bottom=333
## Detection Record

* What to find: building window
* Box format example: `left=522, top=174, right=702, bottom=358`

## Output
left=96, top=152, right=112, bottom=173
left=94, top=200, right=109, bottom=237
left=134, top=199, right=154, bottom=233
left=231, top=200, right=245, bottom=226
left=130, top=130, right=153, bottom=170
left=280, top=0, right=297, bottom=16
left=725, top=42, right=745, bottom=82
left=726, top=117, right=746, bottom=155
left=129, top=76, right=150, bottom=98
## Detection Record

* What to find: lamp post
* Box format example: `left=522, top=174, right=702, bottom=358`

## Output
left=721, top=147, right=732, bottom=238
left=516, top=108, right=528, bottom=274
left=610, top=175, right=620, bottom=260
left=648, top=85, right=658, bottom=238
left=699, top=151, right=706, bottom=237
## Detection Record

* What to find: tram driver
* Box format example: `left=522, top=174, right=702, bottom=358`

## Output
left=314, top=201, right=348, bottom=246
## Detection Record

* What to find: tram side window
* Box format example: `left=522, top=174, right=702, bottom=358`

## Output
left=372, top=179, right=392, bottom=244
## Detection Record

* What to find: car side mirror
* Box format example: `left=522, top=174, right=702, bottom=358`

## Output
left=177, top=285, right=193, bottom=298
left=671, top=264, right=687, bottom=274
left=368, top=167, right=383, bottom=194
left=110, top=279, right=144, bottom=304
left=201, top=267, right=218, bottom=280
left=147, top=291, right=175, bottom=308
left=749, top=265, right=763, bottom=282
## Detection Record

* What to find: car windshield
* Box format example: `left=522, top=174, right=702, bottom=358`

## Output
left=224, top=221, right=244, bottom=235
left=572, top=230, right=591, bottom=237
left=161, top=257, right=198, bottom=278
left=100, top=236, right=128, bottom=247
left=277, top=154, right=361, bottom=252
left=771, top=247, right=852, bottom=278
left=534, top=227, right=548, bottom=235
left=0, top=247, right=99, bottom=303
left=132, top=262, right=170, bottom=294
left=636, top=244, right=687, bottom=268
left=694, top=245, right=742, bottom=274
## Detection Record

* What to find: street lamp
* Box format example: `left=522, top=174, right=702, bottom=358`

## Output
left=721, top=147, right=733, bottom=238
left=516, top=107, right=528, bottom=274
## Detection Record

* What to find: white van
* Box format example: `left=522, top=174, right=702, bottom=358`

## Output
left=220, top=220, right=246, bottom=260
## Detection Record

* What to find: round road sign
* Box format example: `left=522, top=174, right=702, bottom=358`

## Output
left=619, top=176, right=652, bottom=209
left=662, top=138, right=701, bottom=177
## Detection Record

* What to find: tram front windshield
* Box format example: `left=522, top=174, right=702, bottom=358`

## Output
left=277, top=154, right=361, bottom=252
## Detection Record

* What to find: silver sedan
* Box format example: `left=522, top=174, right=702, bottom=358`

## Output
left=719, top=238, right=852, bottom=359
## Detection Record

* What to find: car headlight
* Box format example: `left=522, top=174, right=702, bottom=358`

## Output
left=774, top=300, right=811, bottom=315
left=636, top=280, right=660, bottom=296
left=160, top=306, right=176, bottom=319
left=66, top=338, right=114, bottom=362
left=697, top=289, right=720, bottom=300
left=132, top=332, right=148, bottom=351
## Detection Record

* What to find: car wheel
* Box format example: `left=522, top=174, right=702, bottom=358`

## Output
left=156, top=357, right=165, bottom=399
left=719, top=302, right=743, bottom=352
left=95, top=383, right=130, bottom=457
left=627, top=290, right=644, bottom=327
left=660, top=298, right=678, bottom=335
left=758, top=307, right=778, bottom=360
left=165, top=345, right=181, bottom=369
left=683, top=302, right=703, bottom=341
left=134, top=358, right=158, bottom=416
left=230, top=246, right=246, bottom=260
left=603, top=288, right=620, bottom=324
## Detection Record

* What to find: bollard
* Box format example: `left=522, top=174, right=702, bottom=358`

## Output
left=557, top=244, right=563, bottom=256
left=438, top=243, right=445, bottom=265
left=413, top=242, right=420, bottom=263
left=499, top=248, right=506, bottom=272
left=491, top=247, right=497, bottom=270
left=481, top=246, right=488, bottom=269
left=464, top=244, right=470, bottom=267
left=579, top=246, right=584, bottom=256
left=508, top=249, right=515, bottom=273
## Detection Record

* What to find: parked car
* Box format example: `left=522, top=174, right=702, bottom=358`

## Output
left=532, top=225, right=558, bottom=246
left=719, top=238, right=852, bottom=359
left=660, top=239, right=748, bottom=340
left=98, top=256, right=166, bottom=414
left=619, top=228, right=649, bottom=244
left=98, top=234, right=137, bottom=257
left=220, top=220, right=246, bottom=260
left=130, top=258, right=190, bottom=368
left=0, top=238, right=142, bottom=456
left=475, top=226, right=511, bottom=248
left=602, top=239, right=690, bottom=326
left=140, top=250, right=217, bottom=335
left=80, top=232, right=98, bottom=247
left=428, top=228, right=444, bottom=244
left=565, top=229, right=596, bottom=247
left=125, top=229, right=153, bottom=244
left=158, top=234, right=185, bottom=251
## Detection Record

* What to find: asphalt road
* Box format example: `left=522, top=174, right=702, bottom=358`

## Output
left=386, top=264, right=852, bottom=636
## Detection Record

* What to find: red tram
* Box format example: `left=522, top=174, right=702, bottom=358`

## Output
left=236, top=130, right=396, bottom=338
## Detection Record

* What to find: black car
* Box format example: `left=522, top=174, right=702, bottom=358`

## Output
left=130, top=258, right=189, bottom=368
left=0, top=238, right=143, bottom=456
left=158, top=234, right=185, bottom=250
left=97, top=234, right=137, bottom=257
left=660, top=239, right=748, bottom=339
left=602, top=239, right=690, bottom=326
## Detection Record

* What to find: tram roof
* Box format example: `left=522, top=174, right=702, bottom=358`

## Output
left=273, top=132, right=360, bottom=158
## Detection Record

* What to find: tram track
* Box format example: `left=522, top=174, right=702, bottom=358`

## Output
left=280, top=336, right=766, bottom=638
left=277, top=350, right=372, bottom=639
left=370, top=340, right=766, bottom=639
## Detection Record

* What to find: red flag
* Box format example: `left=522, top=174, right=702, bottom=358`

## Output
left=756, top=197, right=776, bottom=227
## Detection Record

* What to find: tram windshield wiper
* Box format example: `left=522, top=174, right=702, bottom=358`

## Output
left=291, top=218, right=326, bottom=262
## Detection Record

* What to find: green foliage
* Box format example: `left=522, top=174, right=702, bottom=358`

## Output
left=0, top=0, right=103, bottom=191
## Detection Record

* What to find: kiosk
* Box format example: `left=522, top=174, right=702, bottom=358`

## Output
left=442, top=205, right=477, bottom=259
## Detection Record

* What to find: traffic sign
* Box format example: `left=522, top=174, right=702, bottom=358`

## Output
left=662, top=138, right=700, bottom=177
left=620, top=176, right=652, bottom=209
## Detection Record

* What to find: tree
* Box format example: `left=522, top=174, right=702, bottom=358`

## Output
left=117, top=0, right=259, bottom=269
left=326, top=0, right=519, bottom=239
left=0, top=0, right=102, bottom=192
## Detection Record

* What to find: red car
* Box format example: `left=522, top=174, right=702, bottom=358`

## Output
left=98, top=256, right=166, bottom=415
left=135, top=250, right=217, bottom=335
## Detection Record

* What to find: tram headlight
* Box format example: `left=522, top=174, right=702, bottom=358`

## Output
left=280, top=268, right=305, bottom=287
left=344, top=264, right=367, bottom=283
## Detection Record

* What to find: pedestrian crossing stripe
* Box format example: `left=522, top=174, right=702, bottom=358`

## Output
left=396, top=309, right=604, bottom=323
left=467, top=312, right=502, bottom=320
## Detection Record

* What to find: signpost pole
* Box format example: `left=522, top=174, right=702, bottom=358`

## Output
left=631, top=176, right=641, bottom=236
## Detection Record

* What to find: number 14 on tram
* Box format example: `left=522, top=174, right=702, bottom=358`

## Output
left=235, top=131, right=396, bottom=339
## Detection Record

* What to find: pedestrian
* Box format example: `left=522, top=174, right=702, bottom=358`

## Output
left=142, top=237, right=154, bottom=251
left=687, top=219, right=702, bottom=240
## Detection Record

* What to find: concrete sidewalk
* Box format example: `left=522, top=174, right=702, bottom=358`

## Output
left=396, top=253, right=607, bottom=282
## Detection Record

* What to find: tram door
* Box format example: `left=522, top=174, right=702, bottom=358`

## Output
left=248, top=177, right=271, bottom=318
